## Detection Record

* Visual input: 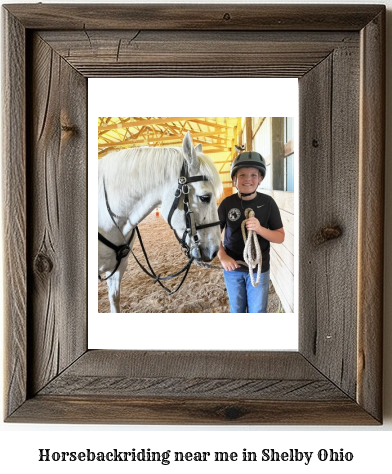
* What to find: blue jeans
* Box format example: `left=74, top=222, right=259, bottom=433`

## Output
left=223, top=269, right=270, bottom=313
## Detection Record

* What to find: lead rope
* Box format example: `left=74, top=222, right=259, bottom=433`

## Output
left=241, top=208, right=262, bottom=287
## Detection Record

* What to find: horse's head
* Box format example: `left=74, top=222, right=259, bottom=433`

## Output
left=163, top=132, right=222, bottom=262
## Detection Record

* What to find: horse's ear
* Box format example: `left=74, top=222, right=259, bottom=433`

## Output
left=195, top=143, right=203, bottom=153
left=182, top=131, right=200, bottom=173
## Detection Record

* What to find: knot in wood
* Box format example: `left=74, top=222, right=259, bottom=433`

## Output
left=61, top=124, right=77, bottom=134
left=223, top=405, right=244, bottom=420
left=223, top=12, right=231, bottom=21
left=314, top=225, right=342, bottom=245
left=312, top=139, right=319, bottom=148
left=34, top=252, right=53, bottom=274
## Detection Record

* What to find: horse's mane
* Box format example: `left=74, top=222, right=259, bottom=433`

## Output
left=193, top=151, right=223, bottom=198
left=99, top=146, right=223, bottom=199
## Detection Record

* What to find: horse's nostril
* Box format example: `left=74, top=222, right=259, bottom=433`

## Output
left=201, top=249, right=218, bottom=262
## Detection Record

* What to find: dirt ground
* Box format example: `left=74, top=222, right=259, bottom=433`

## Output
left=98, top=213, right=283, bottom=313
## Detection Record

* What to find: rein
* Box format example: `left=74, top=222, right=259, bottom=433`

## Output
left=130, top=227, right=194, bottom=295
left=98, top=162, right=220, bottom=294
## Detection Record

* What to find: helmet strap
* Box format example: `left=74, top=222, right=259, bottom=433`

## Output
left=237, top=186, right=258, bottom=198
left=238, top=190, right=257, bottom=210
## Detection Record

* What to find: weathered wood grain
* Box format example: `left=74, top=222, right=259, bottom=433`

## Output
left=299, top=40, right=360, bottom=399
left=2, top=9, right=27, bottom=420
left=38, top=30, right=358, bottom=78
left=54, top=350, right=320, bottom=379
left=40, top=377, right=346, bottom=400
left=357, top=9, right=385, bottom=422
left=2, top=3, right=384, bottom=425
left=37, top=351, right=341, bottom=400
left=9, top=396, right=379, bottom=425
left=27, top=33, right=87, bottom=395
left=4, top=4, right=384, bottom=31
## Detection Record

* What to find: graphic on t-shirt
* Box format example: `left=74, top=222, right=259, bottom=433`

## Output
left=228, top=208, right=241, bottom=221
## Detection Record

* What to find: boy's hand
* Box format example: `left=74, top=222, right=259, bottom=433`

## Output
left=219, top=254, right=240, bottom=271
left=245, top=217, right=262, bottom=233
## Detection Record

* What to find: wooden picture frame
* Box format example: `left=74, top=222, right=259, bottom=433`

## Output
left=3, top=4, right=385, bottom=424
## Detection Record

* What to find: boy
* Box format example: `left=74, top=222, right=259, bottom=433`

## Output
left=218, top=151, right=285, bottom=313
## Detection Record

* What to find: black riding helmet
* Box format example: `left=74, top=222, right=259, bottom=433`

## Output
left=230, top=151, right=266, bottom=179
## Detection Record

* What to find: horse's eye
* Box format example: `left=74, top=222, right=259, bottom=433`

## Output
left=199, top=195, right=211, bottom=203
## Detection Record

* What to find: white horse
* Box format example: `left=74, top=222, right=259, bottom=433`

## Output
left=98, top=132, right=223, bottom=312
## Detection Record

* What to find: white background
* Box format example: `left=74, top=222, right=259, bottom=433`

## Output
left=1, top=1, right=391, bottom=473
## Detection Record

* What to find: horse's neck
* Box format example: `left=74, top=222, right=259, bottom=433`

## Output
left=98, top=156, right=179, bottom=235
left=122, top=192, right=163, bottom=232
left=99, top=185, right=163, bottom=232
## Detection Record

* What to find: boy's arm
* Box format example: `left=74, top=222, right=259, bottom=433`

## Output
left=245, top=217, right=285, bottom=244
left=218, top=243, right=241, bottom=271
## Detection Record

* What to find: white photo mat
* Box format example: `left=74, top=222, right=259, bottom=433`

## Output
left=89, top=78, right=299, bottom=351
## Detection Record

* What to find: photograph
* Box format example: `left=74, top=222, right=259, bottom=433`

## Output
left=97, top=117, right=295, bottom=314
left=2, top=2, right=388, bottom=438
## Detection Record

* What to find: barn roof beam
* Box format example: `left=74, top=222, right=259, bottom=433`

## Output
left=98, top=117, right=230, bottom=132
left=99, top=131, right=230, bottom=149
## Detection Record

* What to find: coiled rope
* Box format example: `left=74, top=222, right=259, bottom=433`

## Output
left=241, top=208, right=262, bottom=287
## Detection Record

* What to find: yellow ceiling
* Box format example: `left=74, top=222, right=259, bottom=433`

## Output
left=99, top=117, right=245, bottom=179
left=98, top=117, right=240, bottom=152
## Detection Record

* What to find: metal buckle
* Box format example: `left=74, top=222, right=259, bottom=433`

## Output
left=181, top=243, right=190, bottom=257
left=117, top=245, right=130, bottom=261
left=174, top=188, right=182, bottom=198
left=189, top=241, right=201, bottom=259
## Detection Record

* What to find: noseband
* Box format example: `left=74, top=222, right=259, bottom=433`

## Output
left=98, top=161, right=221, bottom=293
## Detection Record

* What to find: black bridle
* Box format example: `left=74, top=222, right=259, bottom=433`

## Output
left=98, top=162, right=221, bottom=294
left=98, top=183, right=135, bottom=282
left=166, top=162, right=221, bottom=259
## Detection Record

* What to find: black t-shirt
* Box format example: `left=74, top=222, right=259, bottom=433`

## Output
left=218, top=192, right=283, bottom=273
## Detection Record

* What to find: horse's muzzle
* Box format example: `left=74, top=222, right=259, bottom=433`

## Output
left=195, top=247, right=218, bottom=262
